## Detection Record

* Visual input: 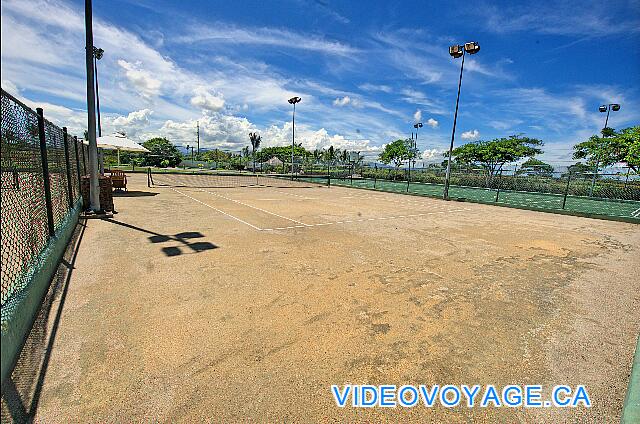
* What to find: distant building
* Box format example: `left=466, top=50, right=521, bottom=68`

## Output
left=266, top=156, right=283, bottom=167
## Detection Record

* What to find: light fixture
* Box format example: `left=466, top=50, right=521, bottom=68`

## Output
left=464, top=41, right=480, bottom=54
left=599, top=105, right=608, bottom=113
left=93, top=47, right=104, bottom=60
left=288, top=96, right=301, bottom=105
left=611, top=104, right=621, bottom=111
left=449, top=45, right=464, bottom=58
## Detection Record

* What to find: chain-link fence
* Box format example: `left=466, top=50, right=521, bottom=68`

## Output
left=325, top=162, right=640, bottom=221
left=1, top=88, right=84, bottom=332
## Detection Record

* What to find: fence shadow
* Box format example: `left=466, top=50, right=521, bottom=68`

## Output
left=0, top=220, right=87, bottom=423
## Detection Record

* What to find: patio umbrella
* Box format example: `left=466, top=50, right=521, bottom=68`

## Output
left=96, top=132, right=150, bottom=166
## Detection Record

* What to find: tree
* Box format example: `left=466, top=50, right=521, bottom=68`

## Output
left=142, top=137, right=182, bottom=167
left=447, top=135, right=544, bottom=177
left=562, top=162, right=593, bottom=177
left=573, top=126, right=640, bottom=172
left=517, top=158, right=554, bottom=177
left=379, top=139, right=413, bottom=169
left=249, top=132, right=261, bottom=170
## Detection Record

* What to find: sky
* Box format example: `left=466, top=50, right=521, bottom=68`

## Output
left=1, top=0, right=639, bottom=165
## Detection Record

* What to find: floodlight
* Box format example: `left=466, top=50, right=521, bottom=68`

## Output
left=611, top=104, right=621, bottom=111
left=599, top=105, right=607, bottom=113
left=288, top=96, right=301, bottom=105
left=464, top=42, right=480, bottom=54
left=449, top=45, right=464, bottom=58
left=93, top=47, right=104, bottom=60
left=414, top=122, right=423, bottom=129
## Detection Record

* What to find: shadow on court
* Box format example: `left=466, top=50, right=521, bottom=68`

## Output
left=1, top=221, right=87, bottom=424
left=102, top=218, right=218, bottom=256
left=112, top=190, right=158, bottom=198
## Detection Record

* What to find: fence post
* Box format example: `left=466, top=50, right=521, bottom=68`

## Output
left=624, top=167, right=630, bottom=189
left=62, top=127, right=74, bottom=209
left=350, top=163, right=354, bottom=186
left=374, top=163, right=377, bottom=189
left=81, top=142, right=87, bottom=175
left=513, top=164, right=518, bottom=191
left=327, top=162, right=331, bottom=187
left=73, top=136, right=82, bottom=195
left=147, top=167, right=151, bottom=187
left=562, top=172, right=572, bottom=209
left=36, top=108, right=55, bottom=237
left=494, top=169, right=503, bottom=202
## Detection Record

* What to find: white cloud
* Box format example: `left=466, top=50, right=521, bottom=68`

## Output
left=109, top=109, right=153, bottom=137
left=177, top=25, right=359, bottom=56
left=117, top=60, right=162, bottom=98
left=413, top=109, right=422, bottom=122
left=1, top=79, right=19, bottom=95
left=421, top=148, right=441, bottom=161
left=333, top=96, right=351, bottom=106
left=190, top=88, right=225, bottom=112
left=426, top=118, right=438, bottom=128
left=358, top=83, right=393, bottom=93
left=461, top=129, right=480, bottom=140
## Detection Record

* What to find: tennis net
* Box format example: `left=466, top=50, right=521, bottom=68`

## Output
left=148, top=170, right=328, bottom=188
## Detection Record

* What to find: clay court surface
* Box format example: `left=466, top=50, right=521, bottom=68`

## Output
left=18, top=173, right=640, bottom=421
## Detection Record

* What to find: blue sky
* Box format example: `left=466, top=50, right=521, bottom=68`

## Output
left=1, top=0, right=639, bottom=165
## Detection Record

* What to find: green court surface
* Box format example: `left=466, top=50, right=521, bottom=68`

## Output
left=328, top=177, right=640, bottom=222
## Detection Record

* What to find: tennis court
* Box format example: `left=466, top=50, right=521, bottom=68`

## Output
left=331, top=177, right=640, bottom=221
left=17, top=171, right=638, bottom=422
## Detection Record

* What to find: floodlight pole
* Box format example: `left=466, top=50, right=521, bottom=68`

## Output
left=292, top=102, right=296, bottom=179
left=288, top=96, right=301, bottom=180
left=411, top=122, right=422, bottom=184
left=443, top=51, right=465, bottom=200
left=84, top=0, right=100, bottom=211
left=197, top=121, right=200, bottom=157
left=590, top=103, right=620, bottom=196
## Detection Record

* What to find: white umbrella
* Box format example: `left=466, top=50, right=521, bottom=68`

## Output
left=96, top=132, right=150, bottom=166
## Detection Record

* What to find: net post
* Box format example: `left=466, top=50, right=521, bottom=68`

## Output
left=73, top=136, right=82, bottom=195
left=350, top=163, right=353, bottom=186
left=327, top=162, right=331, bottom=187
left=147, top=167, right=152, bottom=187
left=562, top=171, right=572, bottom=209
left=62, top=127, right=74, bottom=210
left=36, top=107, right=56, bottom=237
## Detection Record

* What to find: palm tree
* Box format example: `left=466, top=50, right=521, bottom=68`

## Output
left=340, top=149, right=349, bottom=164
left=249, top=132, right=261, bottom=171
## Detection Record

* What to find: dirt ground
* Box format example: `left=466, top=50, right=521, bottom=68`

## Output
left=17, top=173, right=640, bottom=422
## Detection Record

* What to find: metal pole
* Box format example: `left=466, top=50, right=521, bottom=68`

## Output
left=443, top=51, right=466, bottom=200
left=197, top=121, right=200, bottom=157
left=589, top=107, right=611, bottom=197
left=36, top=108, right=55, bottom=236
left=291, top=102, right=295, bottom=179
left=85, top=0, right=101, bottom=211
left=94, top=55, right=102, bottom=137
left=562, top=172, right=572, bottom=209
left=62, top=127, right=74, bottom=209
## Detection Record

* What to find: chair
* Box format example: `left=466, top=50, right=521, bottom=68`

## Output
left=110, top=170, right=127, bottom=191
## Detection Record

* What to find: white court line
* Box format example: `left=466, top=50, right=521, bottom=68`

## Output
left=199, top=189, right=311, bottom=227
left=261, top=208, right=470, bottom=231
left=171, top=188, right=262, bottom=230
left=632, top=207, right=640, bottom=217
left=273, top=189, right=318, bottom=200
